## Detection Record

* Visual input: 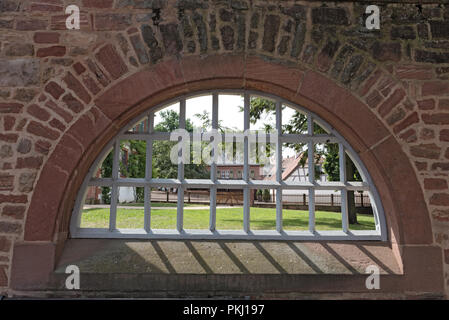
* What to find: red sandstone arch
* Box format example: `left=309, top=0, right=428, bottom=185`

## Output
left=13, top=54, right=443, bottom=292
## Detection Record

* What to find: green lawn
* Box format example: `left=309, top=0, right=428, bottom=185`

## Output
left=81, top=207, right=375, bottom=231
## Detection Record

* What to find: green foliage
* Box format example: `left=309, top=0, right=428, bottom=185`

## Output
left=262, top=189, right=271, bottom=202
left=153, top=110, right=209, bottom=179
left=100, top=152, right=113, bottom=204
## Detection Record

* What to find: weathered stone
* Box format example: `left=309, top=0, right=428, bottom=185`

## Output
left=130, top=34, right=149, bottom=65
left=219, top=9, right=233, bottom=22
left=250, top=13, right=259, bottom=29
left=341, top=55, right=364, bottom=85
left=231, top=0, right=248, bottom=10
left=95, top=14, right=132, bottom=31
left=391, top=26, right=416, bottom=40
left=371, top=42, right=401, bottom=62
left=317, top=38, right=340, bottom=72
left=141, top=24, right=163, bottom=63
left=19, top=172, right=37, bottom=193
left=278, top=36, right=289, bottom=56
left=4, top=43, right=34, bottom=56
left=235, top=14, right=246, bottom=51
left=160, top=23, right=183, bottom=56
left=331, top=45, right=354, bottom=79
left=181, top=16, right=194, bottom=38
left=262, top=15, right=280, bottom=53
left=0, top=145, right=13, bottom=159
left=0, top=0, right=19, bottom=12
left=290, top=22, right=305, bottom=58
left=176, top=0, right=208, bottom=10
left=13, top=88, right=37, bottom=102
left=0, top=59, right=40, bottom=87
left=192, top=13, right=208, bottom=53
left=390, top=7, right=422, bottom=24
left=221, top=26, right=235, bottom=51
left=429, top=21, right=449, bottom=39
left=17, top=139, right=32, bottom=154
left=281, top=5, right=307, bottom=21
left=248, top=31, right=258, bottom=49
left=312, top=7, right=349, bottom=25
left=417, top=23, right=429, bottom=39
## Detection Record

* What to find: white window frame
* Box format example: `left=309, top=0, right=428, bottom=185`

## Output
left=70, top=90, right=387, bottom=241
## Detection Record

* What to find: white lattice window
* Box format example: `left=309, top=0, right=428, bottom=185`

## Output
left=71, top=91, right=387, bottom=240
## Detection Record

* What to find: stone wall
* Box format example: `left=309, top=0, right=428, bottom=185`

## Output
left=0, top=0, right=449, bottom=297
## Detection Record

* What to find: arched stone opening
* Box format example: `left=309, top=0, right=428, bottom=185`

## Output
left=11, top=55, right=443, bottom=296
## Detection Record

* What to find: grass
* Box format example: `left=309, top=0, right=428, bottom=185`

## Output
left=81, top=207, right=376, bottom=231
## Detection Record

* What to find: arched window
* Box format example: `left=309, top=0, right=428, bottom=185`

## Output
left=70, top=91, right=387, bottom=240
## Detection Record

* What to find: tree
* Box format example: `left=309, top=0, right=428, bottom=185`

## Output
left=248, top=98, right=361, bottom=224
left=152, top=110, right=209, bottom=179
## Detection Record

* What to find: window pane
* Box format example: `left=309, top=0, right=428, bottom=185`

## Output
left=282, top=190, right=309, bottom=231
left=348, top=190, right=376, bottom=231
left=92, top=148, right=113, bottom=178
left=126, top=116, right=148, bottom=133
left=116, top=189, right=144, bottom=229
left=219, top=94, right=244, bottom=132
left=186, top=94, right=213, bottom=132
left=216, top=188, right=243, bottom=230
left=282, top=143, right=307, bottom=182
left=251, top=188, right=276, bottom=230
left=154, top=102, right=179, bottom=131
left=249, top=95, right=276, bottom=132
left=152, top=140, right=177, bottom=179
left=80, top=186, right=109, bottom=228
left=314, top=191, right=342, bottom=231
left=183, top=188, right=211, bottom=230
left=119, top=140, right=146, bottom=179
left=282, top=104, right=307, bottom=134
left=150, top=187, right=177, bottom=229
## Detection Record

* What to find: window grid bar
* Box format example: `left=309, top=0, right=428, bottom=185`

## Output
left=275, top=100, right=283, bottom=232
left=144, top=113, right=154, bottom=232
left=177, top=99, right=186, bottom=232
left=339, top=143, right=349, bottom=233
left=210, top=93, right=218, bottom=231
left=243, top=93, right=250, bottom=233
left=307, top=114, right=315, bottom=233
left=109, top=140, right=120, bottom=231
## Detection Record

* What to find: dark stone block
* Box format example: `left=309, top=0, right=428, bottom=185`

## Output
left=331, top=45, right=354, bottom=79
left=141, top=24, right=163, bottom=63
left=278, top=36, right=289, bottom=56
left=371, top=42, right=401, bottom=62
left=290, top=22, right=305, bottom=58
left=250, top=13, right=259, bottom=29
left=192, top=13, right=208, bottom=53
left=341, top=55, right=364, bottom=85
left=221, top=26, right=235, bottom=50
left=262, top=15, right=280, bottom=52
left=417, top=23, right=429, bottom=39
left=391, top=26, right=416, bottom=40
left=430, top=21, right=449, bottom=39
left=219, top=9, right=234, bottom=22
left=176, top=0, right=208, bottom=10
left=160, top=23, right=183, bottom=55
left=248, top=31, right=258, bottom=49
left=415, top=50, right=449, bottom=64
left=235, top=14, right=246, bottom=51
left=390, top=7, right=423, bottom=24
left=231, top=0, right=248, bottom=10
left=130, top=35, right=150, bottom=65
left=312, top=7, right=349, bottom=25
left=281, top=5, right=307, bottom=21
